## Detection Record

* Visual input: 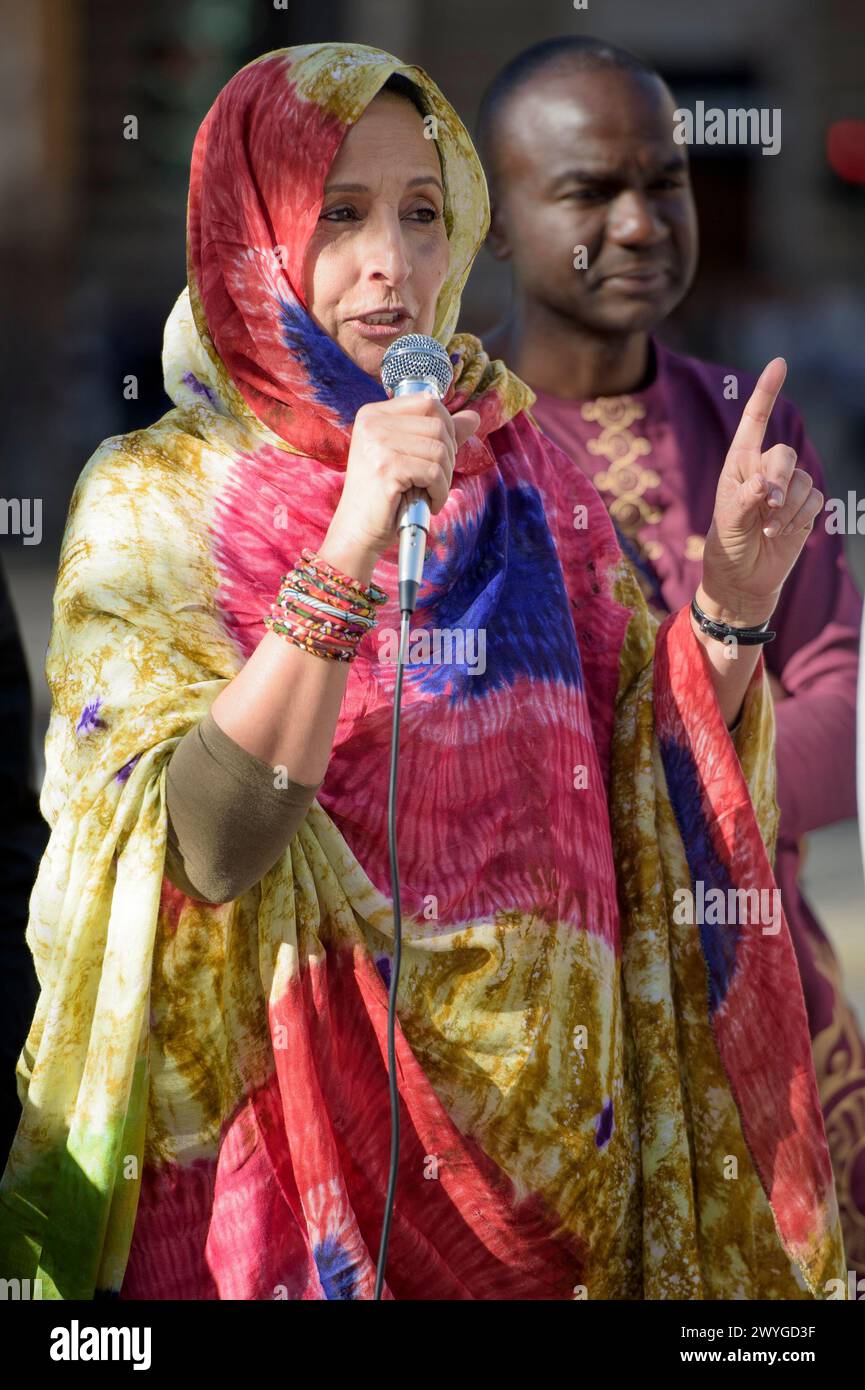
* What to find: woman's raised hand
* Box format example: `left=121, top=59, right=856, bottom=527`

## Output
left=699, top=358, right=825, bottom=624
left=327, top=394, right=481, bottom=561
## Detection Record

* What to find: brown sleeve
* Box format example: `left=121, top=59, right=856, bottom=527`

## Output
left=163, top=708, right=323, bottom=904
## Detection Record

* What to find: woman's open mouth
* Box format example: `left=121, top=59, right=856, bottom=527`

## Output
left=349, top=309, right=412, bottom=339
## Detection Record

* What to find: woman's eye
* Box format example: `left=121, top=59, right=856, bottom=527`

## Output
left=319, top=204, right=441, bottom=225
left=321, top=205, right=358, bottom=222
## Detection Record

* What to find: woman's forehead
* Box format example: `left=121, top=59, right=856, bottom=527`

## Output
left=327, top=92, right=444, bottom=180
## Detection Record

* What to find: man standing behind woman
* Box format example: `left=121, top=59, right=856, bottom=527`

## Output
left=477, top=35, right=865, bottom=1275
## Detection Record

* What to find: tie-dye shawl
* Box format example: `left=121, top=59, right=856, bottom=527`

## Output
left=0, top=43, right=844, bottom=1300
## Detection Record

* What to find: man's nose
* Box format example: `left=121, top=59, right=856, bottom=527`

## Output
left=607, top=191, right=668, bottom=247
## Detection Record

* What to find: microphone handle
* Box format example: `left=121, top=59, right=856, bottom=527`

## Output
left=397, top=491, right=430, bottom=617
left=394, top=379, right=440, bottom=615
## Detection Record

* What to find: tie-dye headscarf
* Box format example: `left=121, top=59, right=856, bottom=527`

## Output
left=0, top=42, right=844, bottom=1300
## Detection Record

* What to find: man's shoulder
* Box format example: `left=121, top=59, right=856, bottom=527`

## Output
left=656, top=339, right=806, bottom=441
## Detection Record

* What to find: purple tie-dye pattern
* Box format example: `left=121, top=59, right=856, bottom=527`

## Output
left=595, top=1099, right=614, bottom=1149
left=115, top=753, right=142, bottom=783
left=182, top=371, right=218, bottom=406
left=76, top=698, right=107, bottom=736
left=313, top=1236, right=360, bottom=1300
left=375, top=955, right=392, bottom=989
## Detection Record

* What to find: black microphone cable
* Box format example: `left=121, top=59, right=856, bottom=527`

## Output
left=373, top=334, right=452, bottom=1299
left=373, top=604, right=412, bottom=1300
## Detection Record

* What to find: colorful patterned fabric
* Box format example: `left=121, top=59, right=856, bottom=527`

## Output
left=0, top=43, right=845, bottom=1300
left=530, top=342, right=865, bottom=1275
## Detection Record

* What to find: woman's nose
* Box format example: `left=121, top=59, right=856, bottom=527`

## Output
left=361, top=213, right=412, bottom=285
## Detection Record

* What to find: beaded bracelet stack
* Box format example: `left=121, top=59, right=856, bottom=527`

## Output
left=263, top=546, right=388, bottom=662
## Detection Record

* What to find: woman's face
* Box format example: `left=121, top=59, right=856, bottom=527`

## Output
left=301, top=92, right=450, bottom=377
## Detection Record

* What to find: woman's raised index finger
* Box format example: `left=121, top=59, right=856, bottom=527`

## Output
left=728, top=357, right=787, bottom=457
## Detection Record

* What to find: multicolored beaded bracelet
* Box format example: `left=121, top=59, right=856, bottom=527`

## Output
left=278, top=575, right=378, bottom=624
left=288, top=571, right=368, bottom=613
left=264, top=614, right=357, bottom=661
left=300, top=547, right=388, bottom=605
left=263, top=548, right=389, bottom=663
left=279, top=590, right=377, bottom=629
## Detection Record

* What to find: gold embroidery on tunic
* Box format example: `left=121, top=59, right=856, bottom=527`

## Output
left=581, top=396, right=665, bottom=615
left=581, top=397, right=661, bottom=536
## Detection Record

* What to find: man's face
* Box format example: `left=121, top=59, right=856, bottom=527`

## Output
left=488, top=66, right=698, bottom=335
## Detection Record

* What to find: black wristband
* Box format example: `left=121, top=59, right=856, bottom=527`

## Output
left=691, top=595, right=776, bottom=645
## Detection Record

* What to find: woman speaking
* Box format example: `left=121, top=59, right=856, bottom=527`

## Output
left=0, top=42, right=844, bottom=1300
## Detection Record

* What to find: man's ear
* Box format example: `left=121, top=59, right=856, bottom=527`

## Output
left=485, top=198, right=513, bottom=262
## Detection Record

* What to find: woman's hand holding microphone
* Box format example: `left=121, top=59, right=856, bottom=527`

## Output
left=319, top=393, right=481, bottom=581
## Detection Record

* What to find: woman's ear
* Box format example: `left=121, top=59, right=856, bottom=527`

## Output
left=485, top=199, right=513, bottom=262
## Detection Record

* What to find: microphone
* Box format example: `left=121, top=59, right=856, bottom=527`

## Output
left=381, top=334, right=454, bottom=615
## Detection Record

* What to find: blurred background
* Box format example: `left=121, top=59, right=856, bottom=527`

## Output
left=1, top=0, right=863, bottom=1014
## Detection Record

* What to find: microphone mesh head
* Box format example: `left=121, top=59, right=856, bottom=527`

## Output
left=380, top=334, right=454, bottom=398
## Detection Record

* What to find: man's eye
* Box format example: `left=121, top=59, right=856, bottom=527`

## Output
left=563, top=189, right=607, bottom=202
left=651, top=178, right=684, bottom=192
